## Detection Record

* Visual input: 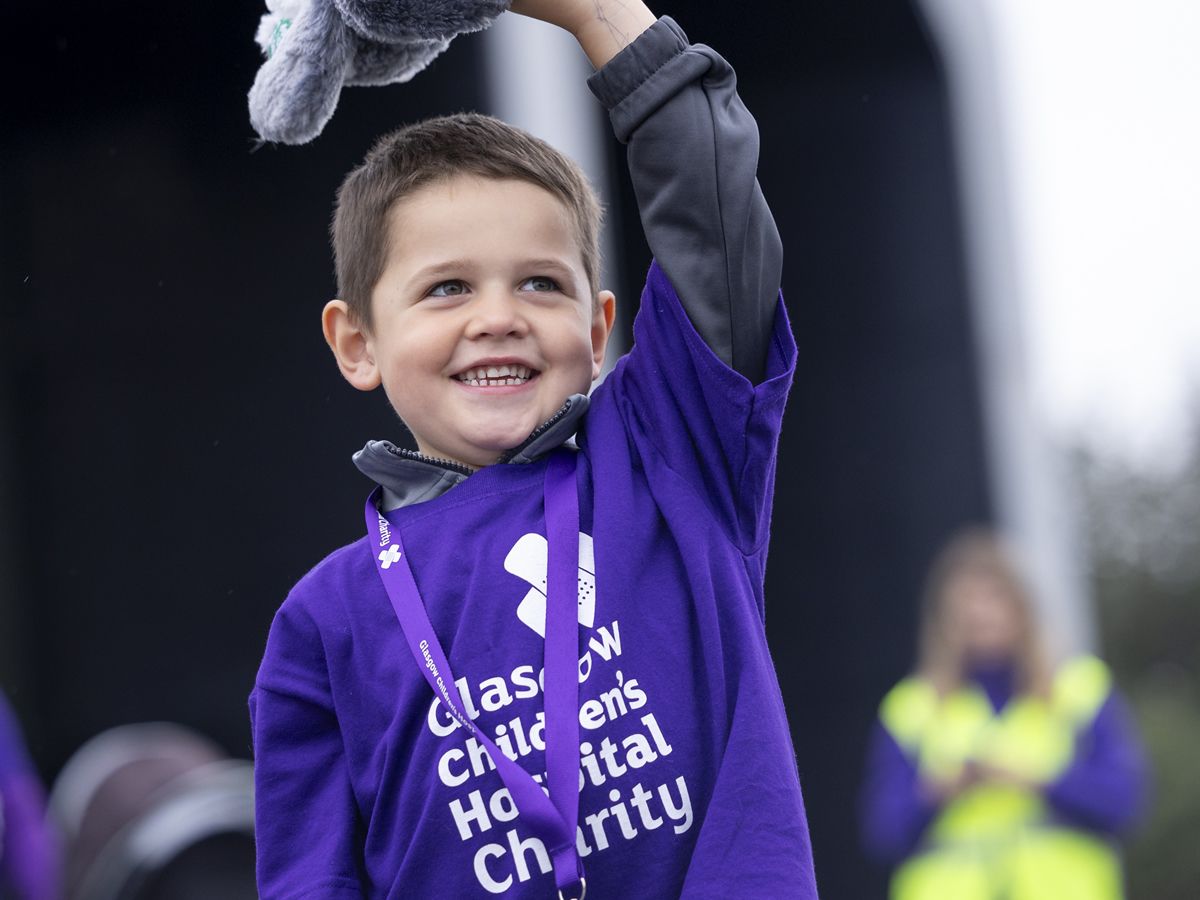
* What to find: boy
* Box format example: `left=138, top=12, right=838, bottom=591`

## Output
left=251, top=1, right=819, bottom=896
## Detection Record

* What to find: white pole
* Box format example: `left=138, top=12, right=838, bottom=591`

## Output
left=915, top=0, right=1092, bottom=658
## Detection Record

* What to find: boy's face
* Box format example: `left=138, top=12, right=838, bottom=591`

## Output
left=342, top=175, right=613, bottom=469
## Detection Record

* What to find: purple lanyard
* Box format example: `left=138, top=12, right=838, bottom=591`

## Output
left=365, top=449, right=585, bottom=899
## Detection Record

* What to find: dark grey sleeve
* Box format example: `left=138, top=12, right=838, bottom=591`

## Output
left=587, top=16, right=782, bottom=383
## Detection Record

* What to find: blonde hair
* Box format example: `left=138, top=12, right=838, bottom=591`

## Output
left=917, top=527, right=1052, bottom=699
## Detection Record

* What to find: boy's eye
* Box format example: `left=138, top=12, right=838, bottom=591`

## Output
left=428, top=280, right=468, bottom=298
left=520, top=276, right=561, bottom=293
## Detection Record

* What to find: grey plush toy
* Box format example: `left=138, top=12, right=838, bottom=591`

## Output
left=249, top=0, right=511, bottom=145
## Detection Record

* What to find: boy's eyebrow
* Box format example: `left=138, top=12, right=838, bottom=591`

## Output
left=519, top=258, right=579, bottom=281
left=406, top=258, right=580, bottom=287
left=406, top=260, right=475, bottom=286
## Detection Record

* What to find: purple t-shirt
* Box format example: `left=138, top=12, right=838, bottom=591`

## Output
left=252, top=262, right=817, bottom=898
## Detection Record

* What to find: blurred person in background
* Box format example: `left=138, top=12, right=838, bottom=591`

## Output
left=860, top=528, right=1147, bottom=900
left=1, top=693, right=60, bottom=900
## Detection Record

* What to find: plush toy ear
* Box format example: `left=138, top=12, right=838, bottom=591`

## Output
left=248, top=0, right=353, bottom=145
left=248, top=0, right=514, bottom=144
left=334, top=0, right=510, bottom=44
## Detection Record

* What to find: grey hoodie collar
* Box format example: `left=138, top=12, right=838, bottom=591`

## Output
left=353, top=394, right=589, bottom=511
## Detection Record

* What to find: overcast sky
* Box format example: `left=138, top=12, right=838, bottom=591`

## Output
left=986, top=0, right=1200, bottom=468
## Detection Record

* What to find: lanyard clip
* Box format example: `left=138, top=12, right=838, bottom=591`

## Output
left=558, top=877, right=587, bottom=900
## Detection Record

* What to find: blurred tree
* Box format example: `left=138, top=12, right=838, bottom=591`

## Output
left=1072, top=406, right=1200, bottom=900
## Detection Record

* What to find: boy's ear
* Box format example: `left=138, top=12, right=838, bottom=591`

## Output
left=591, top=290, right=617, bottom=379
left=322, top=299, right=382, bottom=391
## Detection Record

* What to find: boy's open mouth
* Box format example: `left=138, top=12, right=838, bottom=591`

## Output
left=453, top=363, right=538, bottom=387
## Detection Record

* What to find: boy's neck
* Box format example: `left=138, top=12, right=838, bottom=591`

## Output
left=354, top=394, right=590, bottom=511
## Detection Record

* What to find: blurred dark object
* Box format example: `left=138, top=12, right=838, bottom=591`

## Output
left=48, top=723, right=255, bottom=900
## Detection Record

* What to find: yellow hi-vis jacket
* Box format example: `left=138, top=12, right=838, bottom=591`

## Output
left=879, top=656, right=1124, bottom=900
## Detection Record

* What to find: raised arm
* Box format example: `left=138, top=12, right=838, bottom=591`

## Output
left=511, top=1, right=783, bottom=382
left=510, top=0, right=657, bottom=68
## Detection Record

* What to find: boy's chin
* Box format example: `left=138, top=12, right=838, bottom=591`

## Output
left=421, top=431, right=530, bottom=469
left=462, top=432, right=533, bottom=465
left=460, top=415, right=554, bottom=454
left=415, top=403, right=573, bottom=467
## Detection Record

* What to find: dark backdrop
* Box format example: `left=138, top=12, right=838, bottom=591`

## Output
left=1, top=2, right=992, bottom=895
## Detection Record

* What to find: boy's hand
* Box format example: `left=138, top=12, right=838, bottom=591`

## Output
left=509, top=0, right=656, bottom=69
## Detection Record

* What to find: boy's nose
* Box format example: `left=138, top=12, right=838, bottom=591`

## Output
left=465, top=288, right=530, bottom=339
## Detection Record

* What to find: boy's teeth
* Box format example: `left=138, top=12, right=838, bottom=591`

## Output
left=456, top=364, right=534, bottom=385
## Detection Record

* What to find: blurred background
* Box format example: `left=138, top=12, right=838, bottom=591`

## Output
left=1, top=0, right=1197, bottom=897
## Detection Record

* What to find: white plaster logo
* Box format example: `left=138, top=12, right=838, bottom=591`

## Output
left=503, top=532, right=596, bottom=637
left=378, top=545, right=402, bottom=569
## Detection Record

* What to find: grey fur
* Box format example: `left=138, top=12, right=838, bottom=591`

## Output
left=335, top=0, right=510, bottom=43
left=346, top=34, right=451, bottom=86
left=248, top=0, right=510, bottom=145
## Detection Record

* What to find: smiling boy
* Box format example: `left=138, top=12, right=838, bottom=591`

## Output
left=323, top=173, right=613, bottom=467
left=251, top=2, right=818, bottom=897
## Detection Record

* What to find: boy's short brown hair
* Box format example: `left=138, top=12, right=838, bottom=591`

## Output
left=332, top=113, right=603, bottom=327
